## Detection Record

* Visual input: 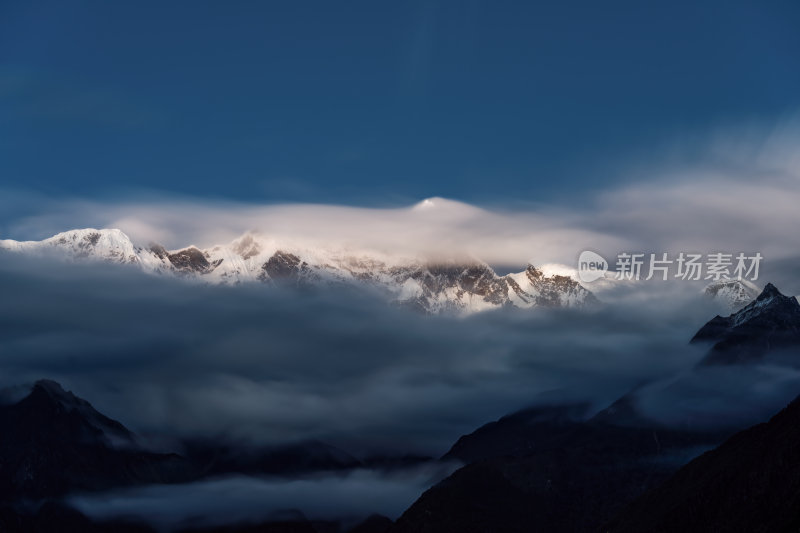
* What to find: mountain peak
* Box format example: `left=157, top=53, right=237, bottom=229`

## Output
left=704, top=279, right=760, bottom=311
left=692, top=283, right=800, bottom=365
left=758, top=282, right=782, bottom=300
left=12, top=379, right=138, bottom=450
left=30, top=379, right=82, bottom=406
left=733, top=282, right=800, bottom=326
left=0, top=380, right=193, bottom=500
left=1, top=228, right=141, bottom=265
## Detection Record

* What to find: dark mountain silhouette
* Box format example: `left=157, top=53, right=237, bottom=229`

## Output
left=443, top=403, right=591, bottom=464
left=390, top=283, right=800, bottom=531
left=6, top=280, right=800, bottom=533
left=692, top=283, right=800, bottom=365
left=0, top=380, right=408, bottom=532
left=391, top=400, right=727, bottom=532
left=606, top=392, right=800, bottom=532
left=0, top=380, right=195, bottom=501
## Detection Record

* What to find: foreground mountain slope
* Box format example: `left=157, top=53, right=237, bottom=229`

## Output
left=442, top=403, right=592, bottom=464
left=391, top=402, right=727, bottom=533
left=0, top=380, right=373, bottom=503
left=606, top=393, right=800, bottom=533
left=0, top=380, right=424, bottom=532
left=0, top=228, right=597, bottom=314
left=0, top=380, right=193, bottom=501
left=393, top=284, right=800, bottom=532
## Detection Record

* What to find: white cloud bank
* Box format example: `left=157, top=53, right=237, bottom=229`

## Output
left=2, top=117, right=800, bottom=273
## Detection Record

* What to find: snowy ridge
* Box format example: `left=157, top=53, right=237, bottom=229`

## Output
left=0, top=228, right=139, bottom=263
left=692, top=283, right=800, bottom=365
left=0, top=228, right=598, bottom=314
left=703, top=279, right=761, bottom=312
left=729, top=283, right=800, bottom=328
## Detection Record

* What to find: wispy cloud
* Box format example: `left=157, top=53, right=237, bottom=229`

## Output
left=1, top=118, right=800, bottom=456
left=0, top=254, right=714, bottom=455
left=1, top=117, right=799, bottom=271
left=70, top=463, right=460, bottom=528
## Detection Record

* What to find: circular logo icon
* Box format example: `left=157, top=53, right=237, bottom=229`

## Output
left=577, top=251, right=608, bottom=283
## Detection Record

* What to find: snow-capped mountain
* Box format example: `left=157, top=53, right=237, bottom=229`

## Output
left=0, top=228, right=141, bottom=264
left=692, top=283, right=800, bottom=365
left=703, top=279, right=761, bottom=311
left=0, top=228, right=597, bottom=314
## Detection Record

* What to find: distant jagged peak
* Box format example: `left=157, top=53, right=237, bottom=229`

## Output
left=757, top=282, right=786, bottom=301
left=692, top=282, right=800, bottom=365
left=411, top=197, right=474, bottom=211
left=525, top=263, right=580, bottom=280
left=28, top=379, right=87, bottom=408
left=731, top=282, right=800, bottom=326
left=703, top=278, right=761, bottom=312
left=9, top=379, right=138, bottom=450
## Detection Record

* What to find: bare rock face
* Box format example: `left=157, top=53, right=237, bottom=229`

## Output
left=385, top=262, right=598, bottom=314
left=412, top=264, right=505, bottom=301
left=258, top=250, right=314, bottom=284
left=63, top=232, right=103, bottom=259
left=387, top=262, right=511, bottom=313
left=167, top=247, right=221, bottom=274
left=457, top=265, right=510, bottom=305
left=148, top=243, right=169, bottom=260
left=520, top=266, right=599, bottom=308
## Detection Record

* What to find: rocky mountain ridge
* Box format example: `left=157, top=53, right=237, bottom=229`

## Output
left=692, top=283, right=800, bottom=365
left=0, top=228, right=597, bottom=314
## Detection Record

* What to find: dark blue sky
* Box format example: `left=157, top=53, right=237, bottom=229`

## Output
left=1, top=0, right=799, bottom=206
